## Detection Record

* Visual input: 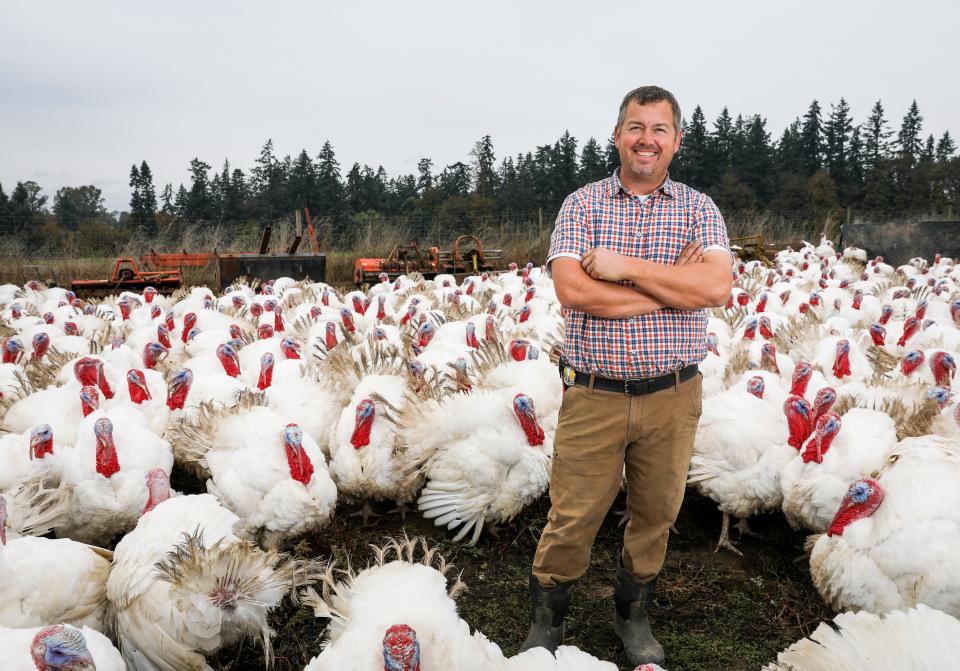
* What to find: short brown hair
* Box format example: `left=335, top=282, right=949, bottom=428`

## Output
left=616, top=86, right=682, bottom=132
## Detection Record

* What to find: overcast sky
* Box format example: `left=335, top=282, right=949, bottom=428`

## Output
left=2, top=0, right=955, bottom=212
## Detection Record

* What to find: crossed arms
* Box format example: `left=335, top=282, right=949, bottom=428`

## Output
left=551, top=241, right=733, bottom=319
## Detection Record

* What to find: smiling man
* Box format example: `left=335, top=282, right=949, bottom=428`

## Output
left=519, top=86, right=732, bottom=666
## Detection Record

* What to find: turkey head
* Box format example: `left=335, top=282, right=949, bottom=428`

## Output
left=142, top=468, right=171, bottom=514
left=801, top=411, right=841, bottom=464
left=783, top=395, right=813, bottom=450
left=29, top=423, right=54, bottom=460
left=127, top=369, right=152, bottom=404
left=166, top=368, right=193, bottom=410
left=826, top=478, right=884, bottom=537
left=382, top=623, right=420, bottom=671
left=94, top=417, right=120, bottom=478
left=513, top=393, right=545, bottom=446
left=283, top=423, right=314, bottom=485
left=30, top=624, right=96, bottom=671
left=351, top=399, right=376, bottom=449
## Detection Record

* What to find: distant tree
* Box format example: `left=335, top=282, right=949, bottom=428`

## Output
left=711, top=169, right=756, bottom=211
left=139, top=161, right=157, bottom=222
left=677, top=106, right=710, bottom=188
left=707, top=107, right=735, bottom=184
left=805, top=170, right=840, bottom=219
left=936, top=131, right=957, bottom=162
left=315, top=141, right=342, bottom=217
left=416, top=157, right=434, bottom=194
left=553, top=131, right=580, bottom=202
left=776, top=119, right=804, bottom=176
left=129, top=164, right=143, bottom=223
left=578, top=137, right=608, bottom=184
left=438, top=162, right=472, bottom=197
left=824, top=98, right=853, bottom=184
left=160, top=183, right=175, bottom=215
left=920, top=134, right=936, bottom=163
left=288, top=149, right=318, bottom=212
left=798, top=100, right=824, bottom=175
left=470, top=135, right=497, bottom=198
left=344, top=163, right=363, bottom=214
left=736, top=115, right=774, bottom=203
left=862, top=100, right=893, bottom=170
left=174, top=184, right=188, bottom=218
left=604, top=135, right=619, bottom=173
left=54, top=185, right=107, bottom=231
left=11, top=181, right=47, bottom=214
left=895, top=100, right=923, bottom=163
left=185, top=158, right=213, bottom=219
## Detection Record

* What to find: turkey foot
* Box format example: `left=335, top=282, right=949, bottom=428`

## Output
left=715, top=513, right=743, bottom=556
left=349, top=502, right=380, bottom=524
left=388, top=501, right=409, bottom=521
left=735, top=517, right=762, bottom=539
left=484, top=520, right=501, bottom=539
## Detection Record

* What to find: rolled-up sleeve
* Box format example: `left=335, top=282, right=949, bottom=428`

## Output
left=546, top=193, right=590, bottom=271
left=693, top=195, right=731, bottom=256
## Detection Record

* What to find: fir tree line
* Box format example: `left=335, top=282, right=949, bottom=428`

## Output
left=1, top=97, right=957, bottom=251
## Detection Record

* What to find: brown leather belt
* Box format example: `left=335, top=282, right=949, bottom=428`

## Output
left=559, top=361, right=698, bottom=396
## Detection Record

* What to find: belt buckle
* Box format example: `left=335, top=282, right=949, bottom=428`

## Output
left=623, top=378, right=644, bottom=396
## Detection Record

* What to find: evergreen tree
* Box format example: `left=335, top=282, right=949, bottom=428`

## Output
left=174, top=184, right=188, bottom=218
left=129, top=164, right=144, bottom=222
left=823, top=98, right=853, bottom=183
left=604, top=135, right=619, bottom=173
left=185, top=159, right=213, bottom=219
left=139, top=161, right=157, bottom=221
left=799, top=100, right=824, bottom=175
left=896, top=100, right=923, bottom=163
left=707, top=107, right=735, bottom=184
left=470, top=135, right=497, bottom=198
left=578, top=137, right=608, bottom=184
left=920, top=135, right=936, bottom=163
left=345, top=163, right=363, bottom=214
left=776, top=119, right=805, bottom=175
left=553, top=131, right=580, bottom=202
left=288, top=149, right=318, bottom=211
left=862, top=100, right=893, bottom=170
left=315, top=141, right=343, bottom=216
left=737, top=115, right=774, bottom=203
left=438, top=162, right=472, bottom=197
left=160, top=183, right=175, bottom=216
left=936, top=131, right=957, bottom=162
left=416, top=158, right=434, bottom=194
left=678, top=105, right=710, bottom=188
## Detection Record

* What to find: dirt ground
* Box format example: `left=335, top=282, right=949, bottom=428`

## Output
left=194, top=475, right=832, bottom=671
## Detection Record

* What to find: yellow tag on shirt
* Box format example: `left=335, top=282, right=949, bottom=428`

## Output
left=561, top=365, right=576, bottom=387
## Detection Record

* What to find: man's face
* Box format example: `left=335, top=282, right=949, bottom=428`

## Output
left=614, top=100, right=682, bottom=186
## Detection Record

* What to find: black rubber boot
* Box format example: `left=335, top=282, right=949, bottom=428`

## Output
left=613, top=562, right=665, bottom=666
left=517, top=574, right=575, bottom=653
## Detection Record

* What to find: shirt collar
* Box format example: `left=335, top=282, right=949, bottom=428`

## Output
left=608, top=167, right=675, bottom=200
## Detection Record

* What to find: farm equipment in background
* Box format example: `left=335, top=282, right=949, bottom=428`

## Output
left=729, top=234, right=773, bottom=265
left=353, top=234, right=505, bottom=286
left=140, top=251, right=213, bottom=271
left=71, top=257, right=182, bottom=297
left=214, top=212, right=326, bottom=290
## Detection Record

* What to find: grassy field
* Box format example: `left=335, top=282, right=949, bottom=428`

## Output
left=179, top=462, right=830, bottom=671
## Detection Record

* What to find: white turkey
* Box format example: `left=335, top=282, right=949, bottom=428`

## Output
left=764, top=605, right=960, bottom=670
left=56, top=412, right=173, bottom=545
left=167, top=391, right=337, bottom=545
left=0, top=623, right=124, bottom=671
left=808, top=436, right=960, bottom=616
left=106, top=492, right=317, bottom=670
left=301, top=536, right=507, bottom=670
left=780, top=407, right=898, bottom=532
left=0, top=533, right=112, bottom=630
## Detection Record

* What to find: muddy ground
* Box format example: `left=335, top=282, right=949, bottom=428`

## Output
left=193, top=475, right=832, bottom=671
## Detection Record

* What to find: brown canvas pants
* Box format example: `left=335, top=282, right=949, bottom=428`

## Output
left=532, top=371, right=702, bottom=586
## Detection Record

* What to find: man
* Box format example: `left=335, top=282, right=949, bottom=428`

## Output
left=519, top=85, right=732, bottom=666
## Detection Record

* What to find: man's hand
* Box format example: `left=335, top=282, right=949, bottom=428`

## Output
left=676, top=240, right=704, bottom=265
left=580, top=247, right=636, bottom=282
left=581, top=240, right=704, bottom=281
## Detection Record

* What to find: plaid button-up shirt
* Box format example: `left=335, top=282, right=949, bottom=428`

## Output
left=547, top=169, right=730, bottom=379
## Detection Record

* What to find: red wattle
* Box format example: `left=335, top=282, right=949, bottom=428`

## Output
left=285, top=446, right=314, bottom=484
